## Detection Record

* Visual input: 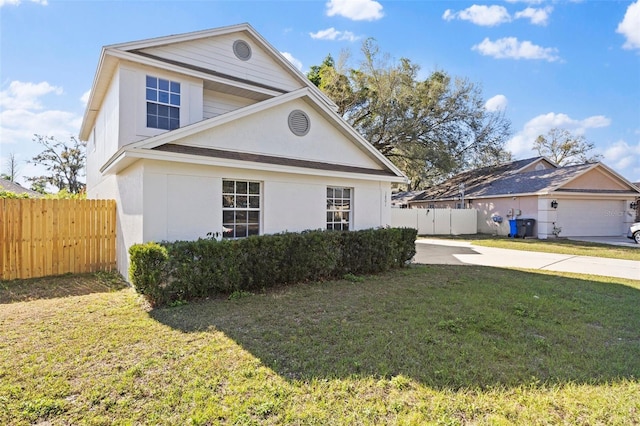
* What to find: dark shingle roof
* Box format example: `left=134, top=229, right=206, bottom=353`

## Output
left=411, top=157, right=547, bottom=202
left=392, top=190, right=425, bottom=204
left=410, top=157, right=637, bottom=202
left=467, top=163, right=593, bottom=197
left=0, top=178, right=42, bottom=197
left=154, top=144, right=398, bottom=177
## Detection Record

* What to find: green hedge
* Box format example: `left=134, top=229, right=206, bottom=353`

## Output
left=128, top=228, right=417, bottom=307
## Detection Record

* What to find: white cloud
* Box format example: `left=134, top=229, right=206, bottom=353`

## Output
left=0, top=80, right=81, bottom=186
left=603, top=139, right=640, bottom=180
left=485, top=94, right=508, bottom=112
left=580, top=115, right=611, bottom=129
left=326, top=0, right=383, bottom=21
left=1, top=108, right=81, bottom=146
left=443, top=5, right=511, bottom=26
left=281, top=52, right=303, bottom=71
left=0, top=0, right=47, bottom=6
left=617, top=0, right=640, bottom=50
left=472, top=37, right=561, bottom=62
left=506, top=112, right=612, bottom=158
left=0, top=81, right=63, bottom=110
left=506, top=0, right=544, bottom=3
left=309, top=27, right=359, bottom=42
left=514, top=6, right=553, bottom=26
left=80, top=90, right=91, bottom=106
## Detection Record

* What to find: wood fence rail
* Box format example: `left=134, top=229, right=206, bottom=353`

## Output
left=1, top=199, right=116, bottom=280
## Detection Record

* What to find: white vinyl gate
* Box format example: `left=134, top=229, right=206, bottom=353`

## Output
left=391, top=208, right=477, bottom=235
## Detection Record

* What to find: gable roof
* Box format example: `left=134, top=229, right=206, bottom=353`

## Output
left=79, top=23, right=336, bottom=141
left=100, top=87, right=406, bottom=182
left=0, top=179, right=42, bottom=197
left=411, top=157, right=640, bottom=202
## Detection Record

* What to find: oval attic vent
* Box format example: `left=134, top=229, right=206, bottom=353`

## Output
left=233, top=40, right=252, bottom=61
left=288, top=110, right=310, bottom=136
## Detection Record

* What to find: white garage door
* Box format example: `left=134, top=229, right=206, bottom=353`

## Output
left=556, top=199, right=625, bottom=236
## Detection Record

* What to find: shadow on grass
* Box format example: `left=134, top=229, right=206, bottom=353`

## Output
left=0, top=271, right=129, bottom=304
left=150, top=265, right=640, bottom=390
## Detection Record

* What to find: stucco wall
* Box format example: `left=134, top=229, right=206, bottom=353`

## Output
left=176, top=98, right=381, bottom=170
left=118, top=62, right=203, bottom=148
left=139, top=160, right=390, bottom=244
left=562, top=168, right=628, bottom=190
left=86, top=69, right=121, bottom=195
left=474, top=196, right=539, bottom=236
left=89, top=165, right=144, bottom=277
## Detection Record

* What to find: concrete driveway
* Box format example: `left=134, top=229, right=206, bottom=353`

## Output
left=567, top=236, right=639, bottom=248
left=414, top=239, right=640, bottom=281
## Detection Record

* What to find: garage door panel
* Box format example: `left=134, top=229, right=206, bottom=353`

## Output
left=556, top=200, right=625, bottom=236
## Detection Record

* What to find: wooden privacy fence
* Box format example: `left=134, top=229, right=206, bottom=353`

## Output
left=1, top=199, right=116, bottom=280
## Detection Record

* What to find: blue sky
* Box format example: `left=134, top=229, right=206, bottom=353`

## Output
left=1, top=0, right=639, bottom=187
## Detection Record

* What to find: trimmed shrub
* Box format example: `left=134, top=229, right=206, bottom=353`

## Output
left=129, top=227, right=417, bottom=307
left=128, top=242, right=169, bottom=306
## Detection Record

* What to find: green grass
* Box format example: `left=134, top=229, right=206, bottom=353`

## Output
left=423, top=234, right=640, bottom=261
left=1, top=269, right=639, bottom=425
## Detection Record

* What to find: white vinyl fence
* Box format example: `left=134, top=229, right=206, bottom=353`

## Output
left=391, top=208, right=477, bottom=235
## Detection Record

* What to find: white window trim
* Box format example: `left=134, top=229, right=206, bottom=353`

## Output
left=222, top=179, right=262, bottom=239
left=327, top=186, right=352, bottom=231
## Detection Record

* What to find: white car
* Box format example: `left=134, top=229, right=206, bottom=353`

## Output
left=628, top=222, right=640, bottom=244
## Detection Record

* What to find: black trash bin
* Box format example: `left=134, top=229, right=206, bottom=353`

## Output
left=521, top=218, right=536, bottom=238
left=515, top=219, right=525, bottom=238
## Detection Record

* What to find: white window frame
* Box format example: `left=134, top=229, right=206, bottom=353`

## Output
left=327, top=186, right=352, bottom=231
left=146, top=75, right=181, bottom=131
left=222, top=179, right=261, bottom=239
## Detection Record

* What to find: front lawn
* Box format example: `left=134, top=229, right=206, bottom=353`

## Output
left=1, top=269, right=639, bottom=425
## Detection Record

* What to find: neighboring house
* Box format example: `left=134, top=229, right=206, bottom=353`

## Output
left=407, top=157, right=640, bottom=238
left=79, top=23, right=406, bottom=276
left=391, top=190, right=424, bottom=208
left=0, top=178, right=42, bottom=197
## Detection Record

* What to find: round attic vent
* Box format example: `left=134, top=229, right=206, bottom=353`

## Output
left=233, top=40, right=252, bottom=61
left=288, top=110, right=310, bottom=136
left=535, top=163, right=545, bottom=171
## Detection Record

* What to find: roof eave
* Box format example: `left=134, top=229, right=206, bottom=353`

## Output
left=102, top=147, right=406, bottom=183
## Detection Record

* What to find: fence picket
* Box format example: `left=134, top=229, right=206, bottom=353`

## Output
left=0, top=199, right=116, bottom=280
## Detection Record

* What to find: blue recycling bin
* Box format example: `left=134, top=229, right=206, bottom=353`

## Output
left=509, top=219, right=518, bottom=238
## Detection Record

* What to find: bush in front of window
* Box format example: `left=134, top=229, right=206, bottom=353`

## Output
left=128, top=227, right=417, bottom=307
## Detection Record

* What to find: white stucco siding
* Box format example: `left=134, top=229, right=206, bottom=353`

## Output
left=262, top=181, right=323, bottom=234
left=354, top=183, right=390, bottom=229
left=474, top=196, right=538, bottom=236
left=176, top=99, right=384, bottom=171
left=115, top=62, right=203, bottom=148
left=86, top=70, right=121, bottom=193
left=139, top=33, right=302, bottom=92
left=203, top=89, right=257, bottom=119
left=143, top=172, right=219, bottom=242
left=114, top=164, right=145, bottom=277
left=138, top=160, right=391, bottom=241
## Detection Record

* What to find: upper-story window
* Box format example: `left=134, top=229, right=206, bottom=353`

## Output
left=146, top=76, right=180, bottom=131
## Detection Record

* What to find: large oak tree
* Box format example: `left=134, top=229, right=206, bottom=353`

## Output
left=533, top=128, right=602, bottom=166
left=308, top=40, right=512, bottom=189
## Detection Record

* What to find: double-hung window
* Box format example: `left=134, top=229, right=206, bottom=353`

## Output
left=327, top=187, right=352, bottom=231
left=222, top=180, right=260, bottom=239
left=146, top=76, right=180, bottom=131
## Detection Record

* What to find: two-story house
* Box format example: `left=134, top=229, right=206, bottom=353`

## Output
left=79, top=23, right=407, bottom=276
